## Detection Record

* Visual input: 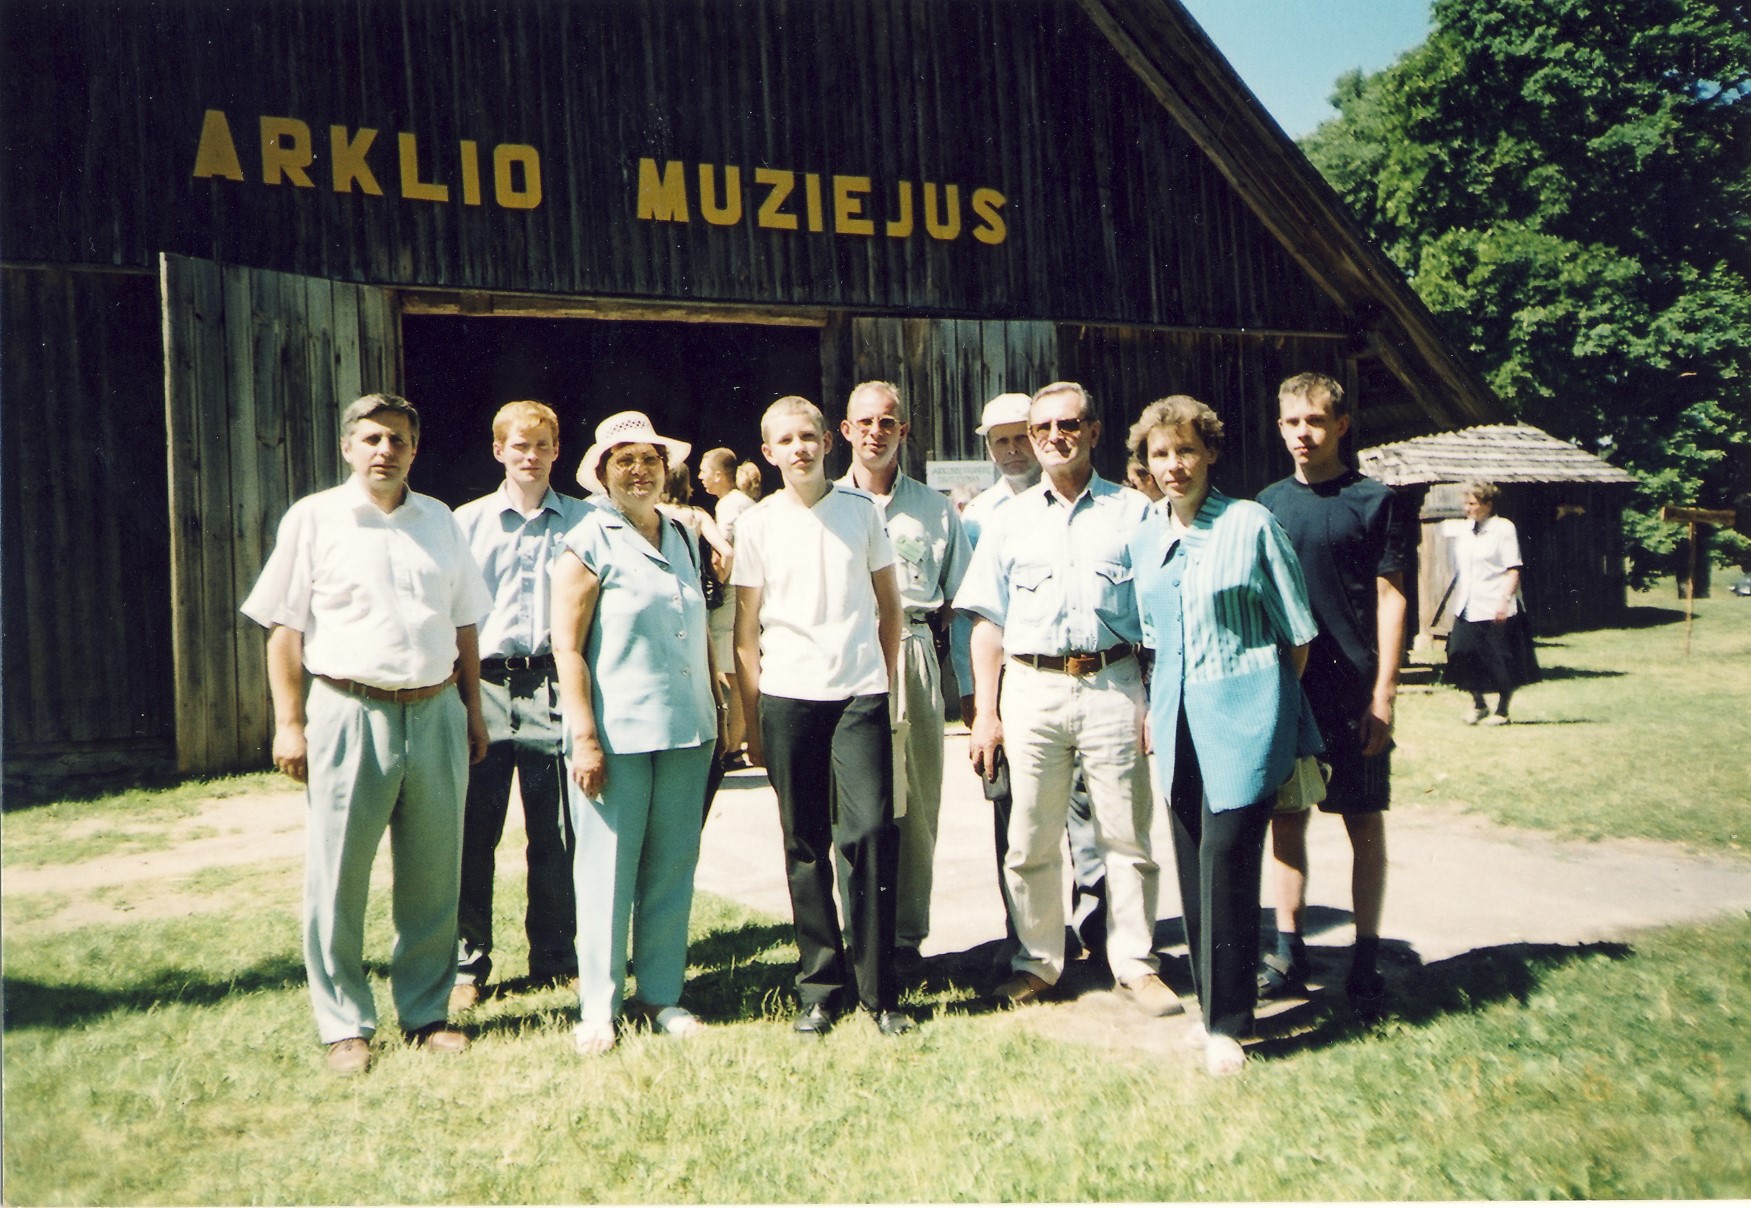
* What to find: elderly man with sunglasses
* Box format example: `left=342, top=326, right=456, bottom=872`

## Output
left=954, top=382, right=1178, bottom=1017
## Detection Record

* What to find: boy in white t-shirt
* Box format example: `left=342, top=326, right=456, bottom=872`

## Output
left=732, top=396, right=913, bottom=1037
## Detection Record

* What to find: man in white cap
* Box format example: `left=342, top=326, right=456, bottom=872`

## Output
left=242, top=392, right=493, bottom=1076
left=836, top=380, right=971, bottom=976
left=950, top=391, right=1109, bottom=978
left=449, top=400, right=592, bottom=1011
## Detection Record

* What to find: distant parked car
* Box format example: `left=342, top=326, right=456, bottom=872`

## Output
left=1732, top=572, right=1751, bottom=597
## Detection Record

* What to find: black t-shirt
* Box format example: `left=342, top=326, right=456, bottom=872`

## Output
left=1258, top=470, right=1416, bottom=702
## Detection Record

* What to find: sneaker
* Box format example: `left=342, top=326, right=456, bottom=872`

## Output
left=1481, top=713, right=1511, bottom=727
left=1256, top=953, right=1308, bottom=1000
left=1346, top=967, right=1389, bottom=1019
left=1119, top=973, right=1186, bottom=1017
left=1462, top=704, right=1487, bottom=725
left=1204, top=1033, right=1246, bottom=1077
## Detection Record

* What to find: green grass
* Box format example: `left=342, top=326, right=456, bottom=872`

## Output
left=1, top=772, right=286, bottom=868
left=4, top=871, right=1750, bottom=1202
left=4, top=588, right=1749, bottom=1202
left=1393, top=585, right=1750, bottom=853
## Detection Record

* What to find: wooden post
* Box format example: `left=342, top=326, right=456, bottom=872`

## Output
left=1659, top=506, right=1737, bottom=656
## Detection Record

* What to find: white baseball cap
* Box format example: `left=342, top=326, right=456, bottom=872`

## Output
left=975, top=392, right=1033, bottom=434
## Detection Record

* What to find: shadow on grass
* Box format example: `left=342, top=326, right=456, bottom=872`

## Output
left=1535, top=664, right=1626, bottom=681
left=2, top=957, right=308, bottom=1031
left=1248, top=939, right=1634, bottom=1061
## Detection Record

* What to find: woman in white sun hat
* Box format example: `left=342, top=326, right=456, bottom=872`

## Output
left=552, top=411, right=726, bottom=1055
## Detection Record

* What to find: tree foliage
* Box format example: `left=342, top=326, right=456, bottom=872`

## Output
left=1301, top=0, right=1751, bottom=580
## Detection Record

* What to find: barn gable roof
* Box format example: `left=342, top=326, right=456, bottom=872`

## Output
left=1358, top=424, right=1638, bottom=487
left=1081, top=0, right=1505, bottom=434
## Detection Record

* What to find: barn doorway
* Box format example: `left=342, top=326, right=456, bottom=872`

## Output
left=400, top=314, right=824, bottom=509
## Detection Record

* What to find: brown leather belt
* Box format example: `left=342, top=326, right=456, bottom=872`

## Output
left=318, top=673, right=455, bottom=703
left=1012, top=645, right=1135, bottom=677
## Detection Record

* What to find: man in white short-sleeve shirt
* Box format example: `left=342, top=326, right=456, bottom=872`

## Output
left=732, top=395, right=913, bottom=1038
left=242, top=393, right=492, bottom=1077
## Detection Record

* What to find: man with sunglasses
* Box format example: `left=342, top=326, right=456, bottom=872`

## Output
left=836, top=380, right=972, bottom=976
left=955, top=382, right=1178, bottom=1016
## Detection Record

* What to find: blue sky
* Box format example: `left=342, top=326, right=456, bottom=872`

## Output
left=1178, top=1, right=1433, bottom=138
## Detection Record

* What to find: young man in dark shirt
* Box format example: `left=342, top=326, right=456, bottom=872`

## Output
left=1257, top=373, right=1415, bottom=1015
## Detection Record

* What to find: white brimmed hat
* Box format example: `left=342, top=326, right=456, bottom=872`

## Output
left=576, top=411, right=691, bottom=494
left=975, top=392, right=1033, bottom=434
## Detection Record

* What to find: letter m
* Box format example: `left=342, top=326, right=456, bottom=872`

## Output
left=637, top=158, right=689, bottom=222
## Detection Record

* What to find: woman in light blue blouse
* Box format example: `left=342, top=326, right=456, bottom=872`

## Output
left=552, top=412, right=725, bottom=1056
left=1126, top=396, right=1320, bottom=1077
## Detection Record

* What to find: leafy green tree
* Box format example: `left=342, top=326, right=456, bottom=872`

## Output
left=1301, top=0, right=1751, bottom=581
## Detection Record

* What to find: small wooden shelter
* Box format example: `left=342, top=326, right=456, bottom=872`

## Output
left=2, top=0, right=1506, bottom=782
left=1359, top=424, right=1638, bottom=640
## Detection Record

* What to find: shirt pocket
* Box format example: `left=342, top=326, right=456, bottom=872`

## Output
left=1008, top=561, right=1053, bottom=628
left=1093, top=560, right=1133, bottom=616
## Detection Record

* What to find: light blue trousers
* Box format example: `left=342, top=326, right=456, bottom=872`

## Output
left=302, top=679, right=468, bottom=1044
left=570, top=743, right=713, bottom=1023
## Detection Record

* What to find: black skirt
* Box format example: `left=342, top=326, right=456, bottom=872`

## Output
left=1446, top=613, right=1541, bottom=694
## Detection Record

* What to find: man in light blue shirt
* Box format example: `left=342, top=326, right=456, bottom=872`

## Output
left=951, top=392, right=1110, bottom=978
left=956, top=382, right=1180, bottom=1017
left=449, top=401, right=592, bottom=1009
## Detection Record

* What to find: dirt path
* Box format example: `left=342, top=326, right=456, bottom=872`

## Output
left=9, top=735, right=1751, bottom=1052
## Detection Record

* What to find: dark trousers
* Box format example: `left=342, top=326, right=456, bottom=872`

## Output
left=1166, top=710, right=1273, bottom=1038
left=761, top=692, right=899, bottom=1013
left=989, top=756, right=1107, bottom=961
left=457, top=672, right=577, bottom=984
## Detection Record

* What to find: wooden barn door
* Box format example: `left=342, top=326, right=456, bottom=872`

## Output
left=842, top=318, right=1058, bottom=467
left=160, top=254, right=401, bottom=773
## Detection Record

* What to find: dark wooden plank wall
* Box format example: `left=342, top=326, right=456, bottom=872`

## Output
left=1, top=267, right=175, bottom=758
left=162, top=255, right=400, bottom=772
left=1056, top=325, right=1354, bottom=496
left=843, top=317, right=1059, bottom=473
left=3, top=0, right=1348, bottom=337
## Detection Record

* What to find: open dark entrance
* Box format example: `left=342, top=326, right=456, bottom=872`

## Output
left=401, top=314, right=824, bottom=508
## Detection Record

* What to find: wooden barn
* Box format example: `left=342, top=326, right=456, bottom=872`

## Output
left=1, top=0, right=1504, bottom=785
left=1359, top=424, right=1639, bottom=642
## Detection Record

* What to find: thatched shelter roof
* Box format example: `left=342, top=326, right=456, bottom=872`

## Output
left=1359, top=424, right=1638, bottom=488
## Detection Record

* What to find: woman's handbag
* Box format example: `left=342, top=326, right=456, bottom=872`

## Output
left=1274, top=755, right=1330, bottom=813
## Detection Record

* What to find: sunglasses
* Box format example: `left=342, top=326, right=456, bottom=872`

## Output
left=849, top=416, right=902, bottom=434
left=1028, top=417, right=1085, bottom=438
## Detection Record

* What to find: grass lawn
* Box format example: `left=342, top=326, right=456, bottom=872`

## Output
left=1394, top=585, right=1749, bottom=852
left=3, top=585, right=1749, bottom=1202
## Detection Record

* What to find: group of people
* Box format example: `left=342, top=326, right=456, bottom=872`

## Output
left=245, top=368, right=1527, bottom=1080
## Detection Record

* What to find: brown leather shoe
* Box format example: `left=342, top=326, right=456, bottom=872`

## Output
left=994, top=971, right=1052, bottom=1007
left=405, top=1023, right=469, bottom=1054
left=448, top=982, right=481, bottom=1013
left=325, top=1037, right=371, bottom=1076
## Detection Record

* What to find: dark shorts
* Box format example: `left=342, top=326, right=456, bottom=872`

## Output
left=1304, top=660, right=1390, bottom=815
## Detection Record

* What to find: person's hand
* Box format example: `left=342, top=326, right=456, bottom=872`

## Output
left=571, top=735, right=607, bottom=797
left=466, top=707, right=490, bottom=765
left=970, top=711, right=1003, bottom=780
left=1359, top=697, right=1394, bottom=758
left=273, top=722, right=309, bottom=784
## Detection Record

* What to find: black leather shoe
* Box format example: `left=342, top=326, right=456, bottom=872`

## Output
left=792, top=1003, right=834, bottom=1037
left=873, top=1009, right=915, bottom=1037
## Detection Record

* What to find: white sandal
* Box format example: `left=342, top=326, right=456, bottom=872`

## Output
left=643, top=1005, right=706, bottom=1038
left=1204, top=1033, right=1246, bottom=1077
left=572, top=1019, right=617, bottom=1057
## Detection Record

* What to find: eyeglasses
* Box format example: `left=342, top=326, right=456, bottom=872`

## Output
left=850, top=416, right=901, bottom=434
left=1028, top=417, right=1085, bottom=438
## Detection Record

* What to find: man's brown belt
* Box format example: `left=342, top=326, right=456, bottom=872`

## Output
left=317, top=673, right=456, bottom=703
left=1011, top=645, right=1135, bottom=677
